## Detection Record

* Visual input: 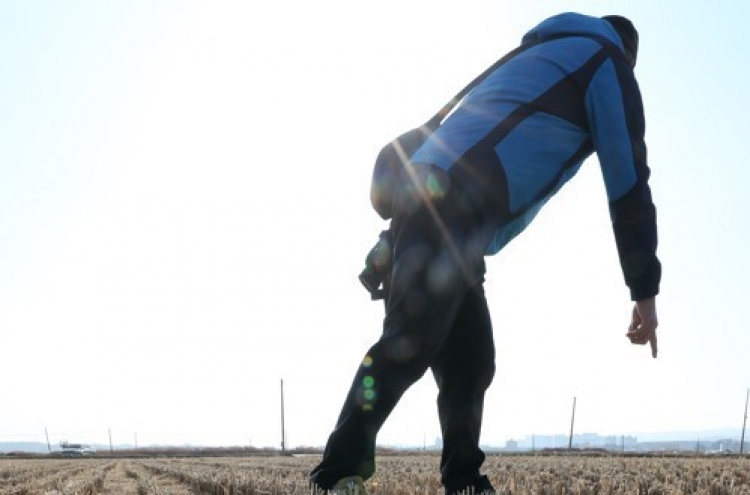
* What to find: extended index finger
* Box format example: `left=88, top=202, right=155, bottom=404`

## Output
left=649, top=330, right=658, bottom=358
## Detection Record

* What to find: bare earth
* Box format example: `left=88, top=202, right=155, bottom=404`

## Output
left=100, top=460, right=194, bottom=495
left=99, top=461, right=139, bottom=495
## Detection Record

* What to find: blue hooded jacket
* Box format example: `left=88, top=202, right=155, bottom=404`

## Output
left=410, top=12, right=660, bottom=300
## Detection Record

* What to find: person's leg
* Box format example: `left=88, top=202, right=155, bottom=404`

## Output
left=431, top=282, right=496, bottom=494
left=310, top=193, right=476, bottom=490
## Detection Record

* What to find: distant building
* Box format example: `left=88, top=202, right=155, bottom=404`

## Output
left=714, top=439, right=741, bottom=453
left=520, top=434, right=567, bottom=450
left=602, top=435, right=638, bottom=450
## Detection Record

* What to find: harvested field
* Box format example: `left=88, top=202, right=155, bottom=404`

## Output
left=0, top=453, right=748, bottom=494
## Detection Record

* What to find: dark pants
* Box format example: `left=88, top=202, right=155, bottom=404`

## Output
left=311, top=163, right=502, bottom=493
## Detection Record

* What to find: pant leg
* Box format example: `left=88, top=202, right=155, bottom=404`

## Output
left=431, top=283, right=496, bottom=493
left=310, top=185, right=482, bottom=489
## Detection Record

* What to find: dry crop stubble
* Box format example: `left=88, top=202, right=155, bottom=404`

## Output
left=0, top=453, right=749, bottom=494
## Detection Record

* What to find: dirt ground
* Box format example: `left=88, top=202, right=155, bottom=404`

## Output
left=99, top=461, right=139, bottom=495
left=0, top=458, right=197, bottom=495
left=99, top=460, right=194, bottom=494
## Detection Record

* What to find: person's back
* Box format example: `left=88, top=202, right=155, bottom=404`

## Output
left=410, top=13, right=654, bottom=294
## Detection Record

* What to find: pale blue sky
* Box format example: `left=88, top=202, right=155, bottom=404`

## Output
left=1, top=1, right=748, bottom=449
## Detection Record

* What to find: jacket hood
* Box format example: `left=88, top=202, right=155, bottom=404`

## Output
left=522, top=12, right=627, bottom=54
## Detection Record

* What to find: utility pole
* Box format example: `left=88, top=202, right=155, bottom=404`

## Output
left=532, top=434, right=535, bottom=453
left=741, top=388, right=749, bottom=455
left=280, top=379, right=286, bottom=452
left=108, top=428, right=113, bottom=454
left=134, top=433, right=138, bottom=450
left=45, top=427, right=51, bottom=453
left=568, top=397, right=577, bottom=450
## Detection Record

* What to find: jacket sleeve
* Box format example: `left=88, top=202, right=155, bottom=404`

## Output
left=585, top=56, right=661, bottom=301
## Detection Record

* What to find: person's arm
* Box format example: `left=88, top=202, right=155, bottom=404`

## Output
left=586, top=54, right=661, bottom=297
left=586, top=54, right=662, bottom=356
